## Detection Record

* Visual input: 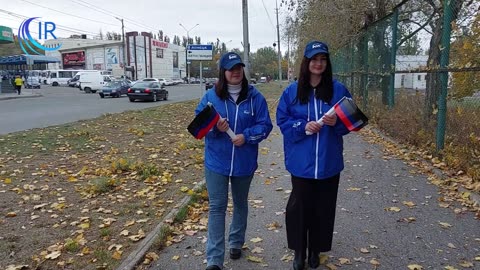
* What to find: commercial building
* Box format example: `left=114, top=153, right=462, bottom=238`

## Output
left=43, top=32, right=186, bottom=80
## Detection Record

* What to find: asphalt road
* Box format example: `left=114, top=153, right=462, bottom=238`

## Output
left=0, top=84, right=205, bottom=135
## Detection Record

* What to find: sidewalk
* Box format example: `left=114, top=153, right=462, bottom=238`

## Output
left=143, top=128, right=479, bottom=270
left=0, top=91, right=43, bottom=101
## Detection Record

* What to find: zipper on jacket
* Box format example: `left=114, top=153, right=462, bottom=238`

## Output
left=228, top=98, right=249, bottom=177
left=313, top=89, right=319, bottom=179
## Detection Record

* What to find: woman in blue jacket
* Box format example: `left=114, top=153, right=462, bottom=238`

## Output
left=276, top=41, right=352, bottom=270
left=195, top=52, right=273, bottom=270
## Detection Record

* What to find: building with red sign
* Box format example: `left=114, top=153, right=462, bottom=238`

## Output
left=44, top=33, right=186, bottom=80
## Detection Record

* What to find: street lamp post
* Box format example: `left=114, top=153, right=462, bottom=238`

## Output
left=114, top=17, right=126, bottom=76
left=179, top=23, right=199, bottom=84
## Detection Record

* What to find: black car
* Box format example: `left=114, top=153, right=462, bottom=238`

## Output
left=127, top=81, right=168, bottom=102
left=205, top=79, right=216, bottom=91
left=99, top=80, right=130, bottom=98
left=67, top=75, right=80, bottom=87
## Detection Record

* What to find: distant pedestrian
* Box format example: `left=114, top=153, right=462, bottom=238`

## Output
left=14, top=75, right=23, bottom=95
left=276, top=41, right=354, bottom=270
left=194, top=52, right=273, bottom=270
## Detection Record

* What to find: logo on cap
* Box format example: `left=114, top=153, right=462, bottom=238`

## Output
left=312, top=44, right=323, bottom=49
left=229, top=54, right=237, bottom=59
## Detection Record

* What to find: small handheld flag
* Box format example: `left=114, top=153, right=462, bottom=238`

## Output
left=188, top=103, right=235, bottom=139
left=306, top=96, right=368, bottom=135
left=334, top=97, right=368, bottom=131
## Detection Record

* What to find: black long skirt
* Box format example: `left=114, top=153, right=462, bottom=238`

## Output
left=286, top=174, right=340, bottom=252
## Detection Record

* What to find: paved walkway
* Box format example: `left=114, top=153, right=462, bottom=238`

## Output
left=143, top=128, right=479, bottom=270
left=0, top=91, right=42, bottom=101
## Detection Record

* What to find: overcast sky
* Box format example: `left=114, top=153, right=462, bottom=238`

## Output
left=0, top=0, right=292, bottom=52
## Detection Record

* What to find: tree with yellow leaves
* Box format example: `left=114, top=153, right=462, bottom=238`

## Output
left=450, top=12, right=480, bottom=98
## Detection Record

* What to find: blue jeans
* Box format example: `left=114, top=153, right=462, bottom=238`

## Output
left=205, top=168, right=253, bottom=267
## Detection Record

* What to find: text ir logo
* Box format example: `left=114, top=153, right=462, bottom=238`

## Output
left=18, top=17, right=61, bottom=55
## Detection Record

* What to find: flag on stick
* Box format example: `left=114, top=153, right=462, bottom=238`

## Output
left=333, top=97, right=368, bottom=131
left=306, top=96, right=368, bottom=135
left=188, top=103, right=235, bottom=139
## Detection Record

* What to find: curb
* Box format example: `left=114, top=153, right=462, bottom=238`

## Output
left=117, top=180, right=206, bottom=270
left=0, top=94, right=43, bottom=101
left=368, top=127, right=480, bottom=207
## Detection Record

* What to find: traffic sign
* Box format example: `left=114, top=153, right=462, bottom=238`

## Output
left=187, top=44, right=213, bottom=61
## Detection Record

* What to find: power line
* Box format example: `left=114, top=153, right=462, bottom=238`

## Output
left=71, top=0, right=160, bottom=33
left=0, top=9, right=99, bottom=37
left=261, top=0, right=276, bottom=29
left=20, top=0, right=119, bottom=27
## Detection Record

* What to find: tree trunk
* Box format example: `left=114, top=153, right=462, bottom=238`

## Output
left=424, top=0, right=464, bottom=121
left=424, top=16, right=443, bottom=121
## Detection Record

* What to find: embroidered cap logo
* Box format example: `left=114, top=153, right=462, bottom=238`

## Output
left=229, top=54, right=237, bottom=59
left=18, top=17, right=62, bottom=55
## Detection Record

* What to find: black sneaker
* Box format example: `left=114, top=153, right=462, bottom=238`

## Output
left=206, top=265, right=221, bottom=270
left=229, top=248, right=242, bottom=259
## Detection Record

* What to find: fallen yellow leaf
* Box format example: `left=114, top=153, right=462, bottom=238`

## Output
left=250, top=237, right=263, bottom=243
left=408, top=264, right=423, bottom=270
left=326, top=263, right=337, bottom=270
left=45, top=251, right=61, bottom=260
left=112, top=250, right=122, bottom=260
left=246, top=255, right=263, bottom=263
left=439, top=222, right=453, bottom=228
left=6, top=212, right=17, bottom=217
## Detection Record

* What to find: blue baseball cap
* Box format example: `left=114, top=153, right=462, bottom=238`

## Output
left=304, top=41, right=329, bottom=59
left=220, top=52, right=245, bottom=70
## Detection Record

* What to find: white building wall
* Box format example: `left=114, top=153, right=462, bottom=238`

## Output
left=395, top=55, right=428, bottom=90
left=44, top=38, right=123, bottom=71
left=44, top=35, right=185, bottom=80
left=150, top=40, right=185, bottom=80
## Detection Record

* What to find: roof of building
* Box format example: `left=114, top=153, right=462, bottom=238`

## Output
left=0, top=54, right=60, bottom=65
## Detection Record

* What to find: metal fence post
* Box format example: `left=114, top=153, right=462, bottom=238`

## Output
left=389, top=8, right=399, bottom=109
left=436, top=0, right=455, bottom=152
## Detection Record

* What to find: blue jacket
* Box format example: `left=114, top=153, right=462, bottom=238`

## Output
left=276, top=80, right=352, bottom=179
left=195, top=85, right=273, bottom=177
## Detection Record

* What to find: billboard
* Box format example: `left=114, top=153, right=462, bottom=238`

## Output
left=0, top=26, right=13, bottom=44
left=62, top=51, right=85, bottom=69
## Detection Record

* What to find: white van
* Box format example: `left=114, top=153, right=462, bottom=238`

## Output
left=46, top=70, right=77, bottom=86
left=79, top=72, right=114, bottom=93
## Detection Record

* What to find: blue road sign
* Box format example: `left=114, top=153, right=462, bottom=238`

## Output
left=187, top=44, right=213, bottom=61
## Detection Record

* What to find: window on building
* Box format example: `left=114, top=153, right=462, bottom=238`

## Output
left=173, top=52, right=178, bottom=68
left=418, top=75, right=421, bottom=81
left=156, top=48, right=163, bottom=58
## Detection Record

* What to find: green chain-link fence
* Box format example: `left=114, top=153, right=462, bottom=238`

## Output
left=332, top=0, right=480, bottom=181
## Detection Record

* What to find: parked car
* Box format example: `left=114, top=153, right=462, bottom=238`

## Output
left=79, top=72, right=114, bottom=93
left=99, top=80, right=130, bottom=98
left=205, top=79, right=217, bottom=91
left=67, top=75, right=80, bottom=87
left=127, top=81, right=168, bottom=102
left=165, top=79, right=176, bottom=86
left=25, top=76, right=41, bottom=89
left=141, top=78, right=167, bottom=87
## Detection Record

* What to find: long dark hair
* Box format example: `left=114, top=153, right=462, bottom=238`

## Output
left=295, top=54, right=333, bottom=104
left=215, top=67, right=249, bottom=101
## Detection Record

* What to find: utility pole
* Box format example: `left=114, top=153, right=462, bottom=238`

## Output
left=115, top=17, right=126, bottom=76
left=287, top=33, right=290, bottom=81
left=275, top=0, right=282, bottom=81
left=180, top=23, right=199, bottom=84
left=242, top=0, right=251, bottom=81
